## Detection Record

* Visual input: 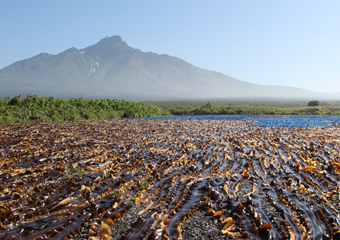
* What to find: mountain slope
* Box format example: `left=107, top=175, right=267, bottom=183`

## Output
left=0, top=35, right=338, bottom=100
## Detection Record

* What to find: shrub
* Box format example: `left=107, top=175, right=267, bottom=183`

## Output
left=202, top=101, right=213, bottom=110
left=236, top=109, right=243, bottom=114
left=308, top=100, right=320, bottom=106
left=51, top=115, right=63, bottom=122
left=65, top=115, right=77, bottom=121
left=9, top=95, right=22, bottom=106
left=1, top=116, right=9, bottom=123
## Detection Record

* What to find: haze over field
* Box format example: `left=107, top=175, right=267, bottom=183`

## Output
left=1, top=1, right=339, bottom=99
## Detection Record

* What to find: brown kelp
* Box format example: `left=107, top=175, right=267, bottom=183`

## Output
left=1, top=118, right=340, bottom=239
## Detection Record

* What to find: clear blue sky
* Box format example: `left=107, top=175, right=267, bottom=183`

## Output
left=1, top=0, right=339, bottom=93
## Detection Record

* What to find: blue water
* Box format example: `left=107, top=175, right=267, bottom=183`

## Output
left=144, top=115, right=340, bottom=127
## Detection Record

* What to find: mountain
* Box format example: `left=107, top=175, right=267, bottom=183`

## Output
left=0, top=35, right=339, bottom=100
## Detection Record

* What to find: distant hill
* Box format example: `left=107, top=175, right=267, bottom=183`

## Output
left=1, top=35, right=339, bottom=100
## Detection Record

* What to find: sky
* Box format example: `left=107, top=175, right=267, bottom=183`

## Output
left=1, top=0, right=340, bottom=93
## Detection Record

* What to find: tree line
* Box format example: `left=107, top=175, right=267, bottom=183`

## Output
left=143, top=99, right=340, bottom=108
left=166, top=101, right=340, bottom=116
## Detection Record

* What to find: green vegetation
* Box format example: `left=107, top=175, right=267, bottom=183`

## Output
left=113, top=189, right=122, bottom=199
left=0, top=94, right=169, bottom=123
left=165, top=104, right=340, bottom=116
left=143, top=100, right=340, bottom=116
left=131, top=179, right=150, bottom=200
left=2, top=95, right=340, bottom=124
left=104, top=171, right=111, bottom=178
left=308, top=100, right=321, bottom=106
left=104, top=170, right=123, bottom=178
left=62, top=167, right=72, bottom=180
left=76, top=166, right=84, bottom=178
left=143, top=100, right=340, bottom=108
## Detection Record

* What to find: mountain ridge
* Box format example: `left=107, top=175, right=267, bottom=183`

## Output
left=1, top=35, right=339, bottom=100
